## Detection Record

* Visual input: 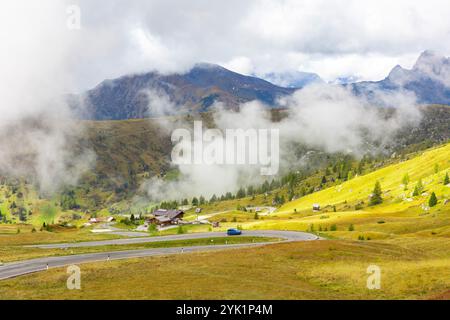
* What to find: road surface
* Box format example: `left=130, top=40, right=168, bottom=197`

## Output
left=1, top=231, right=318, bottom=280
left=26, top=230, right=317, bottom=249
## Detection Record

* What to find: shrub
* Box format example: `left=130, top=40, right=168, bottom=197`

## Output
left=348, top=224, right=354, bottom=231
left=330, top=224, right=337, bottom=231
left=147, top=224, right=157, bottom=234
left=177, top=225, right=185, bottom=234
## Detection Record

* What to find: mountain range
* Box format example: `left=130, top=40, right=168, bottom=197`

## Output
left=70, top=51, right=450, bottom=120
left=348, top=51, right=450, bottom=105
left=69, top=63, right=295, bottom=120
left=259, top=71, right=323, bottom=88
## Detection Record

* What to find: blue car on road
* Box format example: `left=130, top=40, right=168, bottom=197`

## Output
left=227, top=228, right=242, bottom=236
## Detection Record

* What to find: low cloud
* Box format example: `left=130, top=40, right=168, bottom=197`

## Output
left=59, top=0, right=450, bottom=89
left=0, top=1, right=94, bottom=195
left=142, top=83, right=422, bottom=202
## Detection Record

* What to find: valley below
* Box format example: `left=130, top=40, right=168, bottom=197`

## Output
left=0, top=125, right=449, bottom=299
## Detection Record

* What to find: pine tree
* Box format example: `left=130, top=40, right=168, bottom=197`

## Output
left=288, top=188, right=295, bottom=201
left=402, top=173, right=410, bottom=190
left=429, top=192, right=438, bottom=207
left=434, top=163, right=439, bottom=174
left=357, top=160, right=364, bottom=174
left=444, top=172, right=449, bottom=185
left=236, top=188, right=246, bottom=199
left=369, top=181, right=383, bottom=206
left=347, top=171, right=354, bottom=181
left=412, top=179, right=423, bottom=196
left=261, top=180, right=269, bottom=193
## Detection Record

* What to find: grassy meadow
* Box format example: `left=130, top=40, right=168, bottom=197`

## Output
left=1, top=239, right=448, bottom=300
left=0, top=142, right=449, bottom=299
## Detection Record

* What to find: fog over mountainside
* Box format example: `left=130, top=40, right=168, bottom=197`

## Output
left=0, top=2, right=95, bottom=195
left=0, top=3, right=448, bottom=201
left=71, top=52, right=450, bottom=121
left=137, top=82, right=426, bottom=201
left=64, top=104, right=447, bottom=207
left=69, top=63, right=295, bottom=120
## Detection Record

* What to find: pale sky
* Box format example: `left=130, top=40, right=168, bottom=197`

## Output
left=2, top=0, right=450, bottom=91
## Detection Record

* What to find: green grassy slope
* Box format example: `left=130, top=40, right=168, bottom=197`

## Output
left=278, top=142, right=450, bottom=214
left=181, top=142, right=450, bottom=243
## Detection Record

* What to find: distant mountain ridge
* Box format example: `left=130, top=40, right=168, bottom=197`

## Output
left=259, top=71, right=323, bottom=88
left=71, top=51, right=450, bottom=120
left=348, top=51, right=450, bottom=105
left=70, top=63, right=295, bottom=120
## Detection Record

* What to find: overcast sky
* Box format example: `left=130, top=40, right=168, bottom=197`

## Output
left=3, top=0, right=450, bottom=92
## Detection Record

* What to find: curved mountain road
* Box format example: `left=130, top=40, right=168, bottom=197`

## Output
left=0, top=231, right=318, bottom=280
left=26, top=230, right=317, bottom=249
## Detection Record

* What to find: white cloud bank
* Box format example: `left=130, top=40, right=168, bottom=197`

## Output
left=0, top=0, right=440, bottom=198
left=142, top=84, right=422, bottom=201
left=65, top=0, right=450, bottom=88
left=0, top=1, right=94, bottom=194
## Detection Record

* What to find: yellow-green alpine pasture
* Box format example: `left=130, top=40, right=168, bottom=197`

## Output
left=0, top=142, right=449, bottom=299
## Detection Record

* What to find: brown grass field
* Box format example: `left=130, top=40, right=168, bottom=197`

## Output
left=0, top=237, right=449, bottom=300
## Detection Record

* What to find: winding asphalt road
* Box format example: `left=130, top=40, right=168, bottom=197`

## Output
left=0, top=231, right=318, bottom=280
